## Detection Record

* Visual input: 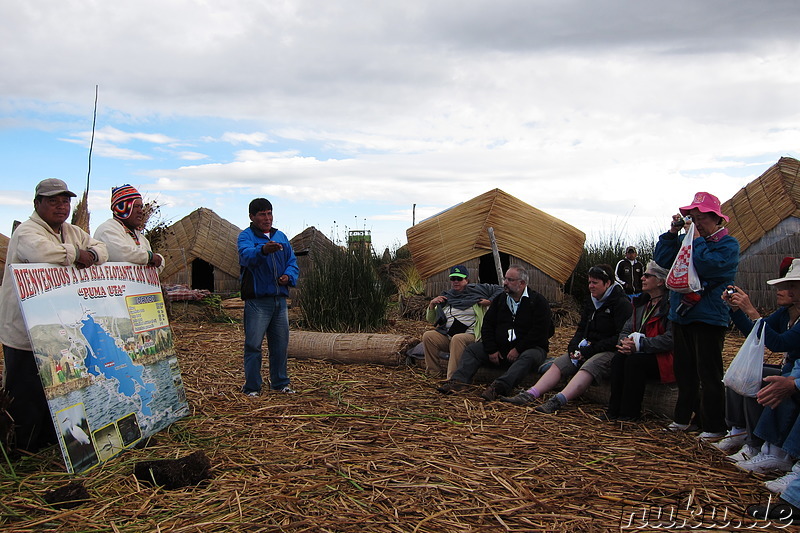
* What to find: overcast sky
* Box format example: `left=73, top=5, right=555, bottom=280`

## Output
left=2, top=1, right=799, bottom=253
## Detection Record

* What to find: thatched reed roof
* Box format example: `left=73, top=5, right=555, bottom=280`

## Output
left=406, top=189, right=585, bottom=283
left=722, top=156, right=800, bottom=254
left=158, top=208, right=241, bottom=280
left=289, top=226, right=338, bottom=257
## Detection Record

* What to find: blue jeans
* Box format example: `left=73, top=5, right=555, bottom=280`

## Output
left=754, top=396, right=800, bottom=455
left=243, top=296, right=290, bottom=393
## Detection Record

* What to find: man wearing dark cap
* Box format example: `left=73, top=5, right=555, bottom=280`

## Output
left=237, top=198, right=299, bottom=396
left=0, top=178, right=108, bottom=451
left=615, top=246, right=644, bottom=297
left=423, top=265, right=502, bottom=380
left=94, top=184, right=164, bottom=271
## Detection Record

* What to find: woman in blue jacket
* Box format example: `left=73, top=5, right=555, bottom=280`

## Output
left=654, top=192, right=739, bottom=438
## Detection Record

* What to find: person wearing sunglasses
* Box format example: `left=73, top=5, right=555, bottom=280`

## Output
left=501, top=263, right=632, bottom=413
left=437, top=265, right=553, bottom=401
left=422, top=265, right=503, bottom=380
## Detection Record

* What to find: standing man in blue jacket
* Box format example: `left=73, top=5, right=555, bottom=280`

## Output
left=238, top=198, right=299, bottom=396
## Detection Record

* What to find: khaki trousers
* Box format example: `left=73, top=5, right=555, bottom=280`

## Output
left=422, top=330, right=475, bottom=380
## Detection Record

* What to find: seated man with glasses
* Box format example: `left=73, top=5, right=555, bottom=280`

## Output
left=437, top=265, right=553, bottom=402
left=501, top=264, right=632, bottom=414
left=423, top=265, right=503, bottom=380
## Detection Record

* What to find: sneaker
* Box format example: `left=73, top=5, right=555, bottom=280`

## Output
left=665, top=421, right=698, bottom=432
left=535, top=396, right=562, bottom=414
left=437, top=380, right=467, bottom=395
left=737, top=452, right=794, bottom=474
left=727, top=443, right=760, bottom=463
left=712, top=430, right=747, bottom=453
left=480, top=382, right=505, bottom=402
left=279, top=386, right=296, bottom=394
left=698, top=431, right=726, bottom=442
left=499, top=391, right=536, bottom=406
left=245, top=391, right=259, bottom=397
left=765, top=468, right=800, bottom=494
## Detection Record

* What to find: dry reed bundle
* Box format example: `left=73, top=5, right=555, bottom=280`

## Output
left=289, top=331, right=415, bottom=366
left=0, top=323, right=777, bottom=531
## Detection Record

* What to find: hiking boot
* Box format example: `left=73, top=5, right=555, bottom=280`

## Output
left=535, top=396, right=562, bottom=414
left=711, top=429, right=747, bottom=453
left=499, top=391, right=536, bottom=406
left=480, top=382, right=506, bottom=402
left=437, top=380, right=467, bottom=395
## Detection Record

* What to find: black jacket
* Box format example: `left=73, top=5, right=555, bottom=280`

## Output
left=481, top=289, right=553, bottom=356
left=568, top=284, right=632, bottom=359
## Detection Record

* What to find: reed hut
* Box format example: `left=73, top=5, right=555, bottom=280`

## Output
left=0, top=233, right=8, bottom=284
left=288, top=226, right=339, bottom=301
left=722, top=156, right=800, bottom=309
left=157, top=208, right=242, bottom=294
left=406, top=189, right=586, bottom=302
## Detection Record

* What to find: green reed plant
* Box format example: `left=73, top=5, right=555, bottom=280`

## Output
left=299, top=246, right=391, bottom=332
left=566, top=231, right=657, bottom=305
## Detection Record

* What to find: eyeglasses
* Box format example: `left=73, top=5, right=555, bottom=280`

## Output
left=449, top=276, right=465, bottom=281
left=503, top=277, right=521, bottom=282
left=642, top=273, right=656, bottom=278
left=587, top=267, right=610, bottom=282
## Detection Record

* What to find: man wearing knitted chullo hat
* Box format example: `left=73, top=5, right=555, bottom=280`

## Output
left=94, top=184, right=164, bottom=272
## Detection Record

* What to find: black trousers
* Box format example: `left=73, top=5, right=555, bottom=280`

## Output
left=3, top=345, right=56, bottom=452
left=608, top=351, right=660, bottom=418
left=671, top=322, right=727, bottom=432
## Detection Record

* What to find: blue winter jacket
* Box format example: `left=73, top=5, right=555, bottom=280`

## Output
left=238, top=224, right=299, bottom=299
left=654, top=230, right=739, bottom=327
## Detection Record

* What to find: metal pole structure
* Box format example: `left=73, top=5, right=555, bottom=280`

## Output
left=487, top=227, right=504, bottom=283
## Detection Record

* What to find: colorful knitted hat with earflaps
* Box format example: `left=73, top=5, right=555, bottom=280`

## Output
left=111, top=184, right=142, bottom=220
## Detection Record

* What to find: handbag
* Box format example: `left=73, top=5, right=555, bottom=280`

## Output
left=666, top=223, right=702, bottom=294
left=723, top=319, right=766, bottom=397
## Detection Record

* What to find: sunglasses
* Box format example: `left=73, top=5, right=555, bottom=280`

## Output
left=450, top=276, right=465, bottom=281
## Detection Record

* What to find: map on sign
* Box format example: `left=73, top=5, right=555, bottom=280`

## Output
left=10, top=262, right=188, bottom=473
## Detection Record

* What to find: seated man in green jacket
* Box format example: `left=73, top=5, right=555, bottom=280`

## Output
left=423, top=265, right=502, bottom=380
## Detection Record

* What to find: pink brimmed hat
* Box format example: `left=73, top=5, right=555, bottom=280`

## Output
left=679, top=192, right=729, bottom=222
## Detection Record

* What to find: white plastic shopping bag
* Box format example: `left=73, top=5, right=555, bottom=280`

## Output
left=666, top=222, right=702, bottom=294
left=723, top=319, right=766, bottom=398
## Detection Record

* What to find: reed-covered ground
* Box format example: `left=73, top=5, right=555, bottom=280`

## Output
left=1, top=317, right=788, bottom=532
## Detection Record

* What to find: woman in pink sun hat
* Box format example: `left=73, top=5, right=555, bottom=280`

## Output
left=653, top=191, right=739, bottom=438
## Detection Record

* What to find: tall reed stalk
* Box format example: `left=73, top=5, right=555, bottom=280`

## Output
left=299, top=246, right=391, bottom=332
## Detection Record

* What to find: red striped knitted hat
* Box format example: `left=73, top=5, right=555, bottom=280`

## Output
left=111, top=184, right=142, bottom=220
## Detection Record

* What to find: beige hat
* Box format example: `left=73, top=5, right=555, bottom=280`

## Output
left=767, top=258, right=800, bottom=285
left=35, top=178, right=77, bottom=198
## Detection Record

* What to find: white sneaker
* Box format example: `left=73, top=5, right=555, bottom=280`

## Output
left=712, top=430, right=747, bottom=453
left=698, top=431, right=726, bottom=441
left=736, top=452, right=794, bottom=474
left=279, top=386, right=296, bottom=394
left=727, top=443, right=760, bottom=463
left=765, top=468, right=800, bottom=494
left=666, top=421, right=698, bottom=432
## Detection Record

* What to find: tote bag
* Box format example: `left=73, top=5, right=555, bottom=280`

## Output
left=723, top=319, right=765, bottom=398
left=666, top=223, right=702, bottom=294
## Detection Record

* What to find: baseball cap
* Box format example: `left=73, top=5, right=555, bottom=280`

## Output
left=35, top=178, right=77, bottom=198
left=449, top=265, right=468, bottom=278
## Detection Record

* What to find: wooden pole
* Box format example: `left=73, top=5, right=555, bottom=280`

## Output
left=487, top=227, right=504, bottom=283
